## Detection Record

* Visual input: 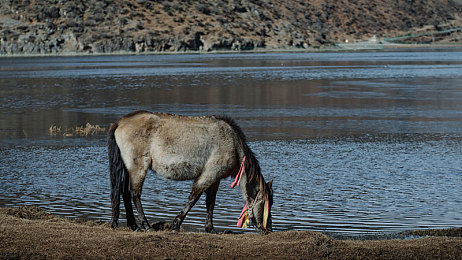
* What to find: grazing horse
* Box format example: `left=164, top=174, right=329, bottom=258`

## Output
left=108, top=111, right=273, bottom=233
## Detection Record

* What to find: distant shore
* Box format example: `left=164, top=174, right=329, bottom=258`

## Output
left=2, top=1, right=461, bottom=58
left=1, top=206, right=461, bottom=259
left=1, top=43, right=462, bottom=58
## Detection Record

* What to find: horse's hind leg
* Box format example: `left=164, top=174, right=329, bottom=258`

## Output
left=129, top=167, right=151, bottom=231
left=122, top=176, right=138, bottom=231
left=205, top=181, right=220, bottom=233
left=132, top=190, right=151, bottom=231
left=111, top=191, right=121, bottom=229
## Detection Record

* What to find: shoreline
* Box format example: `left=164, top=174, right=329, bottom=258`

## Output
left=1, top=206, right=461, bottom=259
left=1, top=43, right=462, bottom=58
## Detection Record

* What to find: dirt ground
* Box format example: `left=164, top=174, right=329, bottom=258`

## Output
left=1, top=206, right=461, bottom=259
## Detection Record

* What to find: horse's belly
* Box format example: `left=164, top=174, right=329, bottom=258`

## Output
left=150, top=136, right=211, bottom=181
left=152, top=160, right=203, bottom=181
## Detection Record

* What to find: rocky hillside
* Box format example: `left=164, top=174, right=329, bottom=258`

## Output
left=1, top=0, right=462, bottom=55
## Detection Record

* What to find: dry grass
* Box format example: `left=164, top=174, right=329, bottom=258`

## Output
left=1, top=206, right=461, bottom=259
left=48, top=123, right=106, bottom=137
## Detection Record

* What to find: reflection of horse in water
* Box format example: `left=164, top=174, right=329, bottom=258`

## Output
left=108, top=111, right=273, bottom=233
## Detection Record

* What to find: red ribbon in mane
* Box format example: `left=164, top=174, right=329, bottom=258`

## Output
left=230, top=155, right=269, bottom=230
left=230, top=156, right=246, bottom=188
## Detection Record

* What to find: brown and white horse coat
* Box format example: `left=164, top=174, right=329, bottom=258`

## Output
left=108, top=111, right=273, bottom=233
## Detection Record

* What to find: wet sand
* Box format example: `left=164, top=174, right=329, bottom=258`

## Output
left=1, top=206, right=461, bottom=259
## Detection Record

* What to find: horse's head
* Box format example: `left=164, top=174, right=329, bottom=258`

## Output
left=248, top=180, right=273, bottom=233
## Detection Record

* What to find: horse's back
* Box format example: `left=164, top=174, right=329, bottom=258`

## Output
left=114, top=111, right=239, bottom=181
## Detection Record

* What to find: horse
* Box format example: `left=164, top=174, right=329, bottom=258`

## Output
left=108, top=111, right=273, bottom=233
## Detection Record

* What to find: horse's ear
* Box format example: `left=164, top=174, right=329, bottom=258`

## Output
left=267, top=179, right=273, bottom=189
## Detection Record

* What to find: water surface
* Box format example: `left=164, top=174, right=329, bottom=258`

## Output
left=1, top=51, right=462, bottom=235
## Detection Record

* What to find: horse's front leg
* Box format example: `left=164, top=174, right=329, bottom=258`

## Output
left=171, top=187, right=202, bottom=231
left=205, top=181, right=220, bottom=233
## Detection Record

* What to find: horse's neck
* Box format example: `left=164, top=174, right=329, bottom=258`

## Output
left=240, top=175, right=261, bottom=204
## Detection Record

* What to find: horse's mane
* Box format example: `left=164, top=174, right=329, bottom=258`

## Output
left=216, top=116, right=269, bottom=198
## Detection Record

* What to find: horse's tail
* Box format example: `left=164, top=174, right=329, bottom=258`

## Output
left=108, top=122, right=126, bottom=228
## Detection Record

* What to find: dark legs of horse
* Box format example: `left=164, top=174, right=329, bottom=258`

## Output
left=171, top=181, right=220, bottom=233
left=171, top=188, right=202, bottom=231
left=132, top=190, right=151, bottom=231
left=126, top=170, right=151, bottom=231
left=111, top=175, right=137, bottom=230
left=111, top=192, right=120, bottom=229
left=122, top=178, right=138, bottom=231
left=205, top=182, right=220, bottom=233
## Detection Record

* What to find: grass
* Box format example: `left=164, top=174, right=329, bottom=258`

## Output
left=48, top=123, right=106, bottom=137
left=1, top=206, right=462, bottom=259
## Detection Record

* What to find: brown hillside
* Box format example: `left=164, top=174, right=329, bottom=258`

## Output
left=1, top=0, right=462, bottom=55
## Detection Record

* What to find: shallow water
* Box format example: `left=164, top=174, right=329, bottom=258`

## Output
left=1, top=51, right=462, bottom=235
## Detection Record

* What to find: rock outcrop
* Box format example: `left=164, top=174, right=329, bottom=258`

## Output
left=1, top=0, right=462, bottom=55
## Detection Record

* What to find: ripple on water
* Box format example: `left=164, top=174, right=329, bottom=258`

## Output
left=1, top=134, right=461, bottom=235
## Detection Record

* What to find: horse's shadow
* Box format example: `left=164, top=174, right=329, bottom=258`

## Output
left=149, top=221, right=244, bottom=234
left=150, top=221, right=172, bottom=231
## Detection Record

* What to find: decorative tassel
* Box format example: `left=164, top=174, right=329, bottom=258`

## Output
left=230, top=156, right=246, bottom=188
left=236, top=199, right=269, bottom=230
left=236, top=203, right=250, bottom=228
left=231, top=156, right=252, bottom=229
left=263, top=198, right=269, bottom=229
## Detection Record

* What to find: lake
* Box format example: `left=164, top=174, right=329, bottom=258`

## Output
left=1, top=51, right=461, bottom=236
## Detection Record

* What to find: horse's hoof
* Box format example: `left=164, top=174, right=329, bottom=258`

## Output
left=170, top=219, right=181, bottom=232
left=169, top=224, right=181, bottom=232
left=205, top=226, right=216, bottom=234
left=134, top=226, right=151, bottom=232
left=129, top=225, right=139, bottom=231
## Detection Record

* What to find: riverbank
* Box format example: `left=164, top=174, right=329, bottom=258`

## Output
left=1, top=43, right=462, bottom=58
left=1, top=206, right=461, bottom=259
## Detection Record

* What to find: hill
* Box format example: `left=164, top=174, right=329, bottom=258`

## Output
left=1, top=0, right=462, bottom=55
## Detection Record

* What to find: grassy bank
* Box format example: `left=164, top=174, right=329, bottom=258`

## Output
left=1, top=206, right=461, bottom=259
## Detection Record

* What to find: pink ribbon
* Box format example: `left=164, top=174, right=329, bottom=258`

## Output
left=230, top=156, right=246, bottom=188
left=236, top=203, right=248, bottom=227
left=231, top=156, right=250, bottom=228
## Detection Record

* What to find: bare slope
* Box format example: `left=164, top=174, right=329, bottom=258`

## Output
left=1, top=0, right=462, bottom=55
